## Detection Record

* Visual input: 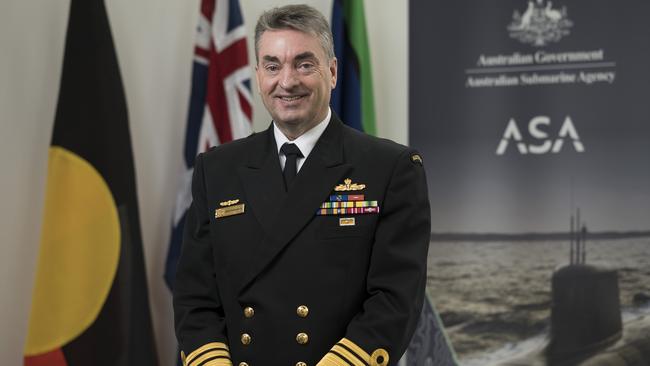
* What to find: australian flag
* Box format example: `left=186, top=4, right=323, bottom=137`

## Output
left=164, top=0, right=252, bottom=290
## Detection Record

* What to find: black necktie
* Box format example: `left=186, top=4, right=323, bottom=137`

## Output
left=281, top=143, right=303, bottom=190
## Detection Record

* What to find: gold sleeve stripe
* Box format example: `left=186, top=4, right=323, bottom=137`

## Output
left=185, top=342, right=230, bottom=366
left=194, top=357, right=232, bottom=366
left=188, top=350, right=230, bottom=366
left=318, top=351, right=351, bottom=366
left=338, top=338, right=370, bottom=365
left=187, top=349, right=230, bottom=366
left=332, top=344, right=368, bottom=366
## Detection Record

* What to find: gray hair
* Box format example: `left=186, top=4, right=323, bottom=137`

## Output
left=254, top=4, right=335, bottom=63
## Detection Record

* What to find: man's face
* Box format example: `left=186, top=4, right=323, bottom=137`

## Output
left=256, top=29, right=337, bottom=132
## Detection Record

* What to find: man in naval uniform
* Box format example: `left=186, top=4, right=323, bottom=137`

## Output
left=173, top=5, right=431, bottom=366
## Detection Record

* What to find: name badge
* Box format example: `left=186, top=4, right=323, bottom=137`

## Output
left=215, top=203, right=245, bottom=219
left=339, top=217, right=356, bottom=226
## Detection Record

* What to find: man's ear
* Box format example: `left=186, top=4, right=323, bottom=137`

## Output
left=329, top=57, right=338, bottom=89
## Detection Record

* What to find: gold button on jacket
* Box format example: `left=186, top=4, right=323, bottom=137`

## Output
left=296, top=332, right=309, bottom=345
left=243, top=306, right=254, bottom=318
left=296, top=362, right=307, bottom=366
left=296, top=305, right=309, bottom=318
left=239, top=362, right=249, bottom=366
left=240, top=333, right=251, bottom=345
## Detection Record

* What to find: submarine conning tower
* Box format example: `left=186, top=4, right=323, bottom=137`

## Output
left=546, top=264, right=623, bottom=359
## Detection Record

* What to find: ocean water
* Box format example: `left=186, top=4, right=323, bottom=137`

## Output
left=426, top=238, right=650, bottom=363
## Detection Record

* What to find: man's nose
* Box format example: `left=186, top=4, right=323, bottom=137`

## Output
left=279, top=67, right=299, bottom=89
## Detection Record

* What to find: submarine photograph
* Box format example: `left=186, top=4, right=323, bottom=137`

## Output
left=426, top=214, right=650, bottom=365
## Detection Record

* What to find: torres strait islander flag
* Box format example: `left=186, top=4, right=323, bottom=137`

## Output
left=331, top=0, right=376, bottom=135
left=164, top=0, right=252, bottom=290
left=24, top=0, right=158, bottom=365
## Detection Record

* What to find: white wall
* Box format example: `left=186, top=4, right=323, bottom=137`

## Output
left=0, top=0, right=407, bottom=365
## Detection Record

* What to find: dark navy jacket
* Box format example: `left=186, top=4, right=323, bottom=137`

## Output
left=173, top=115, right=430, bottom=366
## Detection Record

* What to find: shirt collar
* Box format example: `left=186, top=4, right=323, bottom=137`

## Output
left=273, top=107, right=331, bottom=158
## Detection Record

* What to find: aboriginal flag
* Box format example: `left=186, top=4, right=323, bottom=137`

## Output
left=23, top=0, right=158, bottom=365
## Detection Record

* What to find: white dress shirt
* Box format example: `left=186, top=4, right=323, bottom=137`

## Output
left=273, top=107, right=331, bottom=172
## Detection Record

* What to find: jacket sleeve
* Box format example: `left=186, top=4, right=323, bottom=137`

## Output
left=173, top=153, right=232, bottom=366
left=317, top=149, right=431, bottom=366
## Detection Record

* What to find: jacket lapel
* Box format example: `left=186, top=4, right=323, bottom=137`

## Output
left=237, top=127, right=287, bottom=238
left=236, top=115, right=351, bottom=294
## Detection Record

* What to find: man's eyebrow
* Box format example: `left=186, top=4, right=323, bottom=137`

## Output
left=261, top=55, right=280, bottom=63
left=260, top=52, right=319, bottom=64
left=294, top=52, right=319, bottom=63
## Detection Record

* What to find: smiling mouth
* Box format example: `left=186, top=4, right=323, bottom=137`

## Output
left=277, top=95, right=305, bottom=102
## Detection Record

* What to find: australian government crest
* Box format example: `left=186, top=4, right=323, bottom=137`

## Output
left=508, top=0, right=573, bottom=46
left=465, top=0, right=615, bottom=89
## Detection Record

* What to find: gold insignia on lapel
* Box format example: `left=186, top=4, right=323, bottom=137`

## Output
left=411, top=154, right=423, bottom=165
left=220, top=199, right=240, bottom=207
left=215, top=204, right=245, bottom=219
left=334, top=178, right=366, bottom=192
left=339, top=217, right=356, bottom=226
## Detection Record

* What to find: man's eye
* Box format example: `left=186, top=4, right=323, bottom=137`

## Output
left=298, top=63, right=315, bottom=71
left=265, top=64, right=279, bottom=73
